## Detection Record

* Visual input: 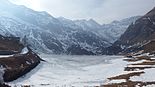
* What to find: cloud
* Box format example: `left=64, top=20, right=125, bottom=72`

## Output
left=100, top=0, right=155, bottom=23
left=9, top=0, right=155, bottom=24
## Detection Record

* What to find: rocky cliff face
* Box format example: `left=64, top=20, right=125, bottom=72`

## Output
left=0, top=35, right=41, bottom=83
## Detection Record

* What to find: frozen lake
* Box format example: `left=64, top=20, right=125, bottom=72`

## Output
left=9, top=54, right=126, bottom=87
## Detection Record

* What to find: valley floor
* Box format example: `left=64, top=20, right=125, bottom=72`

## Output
left=7, top=55, right=125, bottom=87
left=7, top=54, right=155, bottom=87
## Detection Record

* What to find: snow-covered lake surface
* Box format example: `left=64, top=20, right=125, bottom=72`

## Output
left=9, top=54, right=126, bottom=87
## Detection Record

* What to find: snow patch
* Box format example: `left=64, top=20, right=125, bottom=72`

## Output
left=106, top=79, right=126, bottom=84
left=20, top=47, right=29, bottom=54
left=0, top=55, right=13, bottom=58
left=130, top=68, right=155, bottom=82
left=26, top=61, right=31, bottom=65
left=0, top=65, right=5, bottom=83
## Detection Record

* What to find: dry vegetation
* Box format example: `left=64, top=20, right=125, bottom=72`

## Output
left=101, top=55, right=155, bottom=87
left=108, top=71, right=144, bottom=81
left=103, top=81, right=155, bottom=87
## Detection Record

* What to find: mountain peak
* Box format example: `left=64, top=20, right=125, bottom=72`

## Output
left=88, top=19, right=96, bottom=22
left=58, top=16, right=69, bottom=21
left=88, top=19, right=100, bottom=24
left=38, top=11, right=54, bottom=18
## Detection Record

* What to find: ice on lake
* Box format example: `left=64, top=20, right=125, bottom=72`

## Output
left=9, top=54, right=126, bottom=87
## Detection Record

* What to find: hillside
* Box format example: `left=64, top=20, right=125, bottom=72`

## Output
left=0, top=35, right=41, bottom=86
left=109, top=7, right=155, bottom=54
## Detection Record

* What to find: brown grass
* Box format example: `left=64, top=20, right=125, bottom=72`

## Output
left=130, top=61, right=155, bottom=65
left=108, top=71, right=144, bottom=81
left=102, top=81, right=155, bottom=87
left=136, top=56, right=152, bottom=61
left=123, top=56, right=155, bottom=62
left=124, top=66, right=155, bottom=71
left=123, top=58, right=140, bottom=62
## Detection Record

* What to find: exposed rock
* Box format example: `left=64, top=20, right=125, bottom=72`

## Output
left=0, top=49, right=40, bottom=82
left=0, top=35, right=23, bottom=55
left=0, top=35, right=41, bottom=82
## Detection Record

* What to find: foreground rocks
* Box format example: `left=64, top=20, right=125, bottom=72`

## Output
left=0, top=35, right=41, bottom=86
left=0, top=49, right=40, bottom=82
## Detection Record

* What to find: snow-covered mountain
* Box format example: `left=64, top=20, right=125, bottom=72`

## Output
left=74, top=19, right=102, bottom=30
left=100, top=16, right=141, bottom=43
left=0, top=0, right=139, bottom=55
left=58, top=16, right=140, bottom=43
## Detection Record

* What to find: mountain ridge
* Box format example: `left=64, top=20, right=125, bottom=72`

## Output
left=0, top=0, right=140, bottom=55
left=110, top=7, right=155, bottom=54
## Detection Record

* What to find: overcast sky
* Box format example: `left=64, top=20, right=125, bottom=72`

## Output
left=9, top=0, right=155, bottom=24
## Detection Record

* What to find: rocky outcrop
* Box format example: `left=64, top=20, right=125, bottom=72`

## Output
left=0, top=35, right=41, bottom=82
left=0, top=35, right=23, bottom=55
left=0, top=49, right=40, bottom=82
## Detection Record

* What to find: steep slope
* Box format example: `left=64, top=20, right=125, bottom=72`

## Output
left=113, top=7, right=155, bottom=54
left=74, top=19, right=102, bottom=31
left=100, top=16, right=140, bottom=43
